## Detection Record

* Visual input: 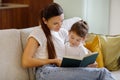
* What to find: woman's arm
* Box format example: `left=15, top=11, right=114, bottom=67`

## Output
left=22, top=37, right=61, bottom=68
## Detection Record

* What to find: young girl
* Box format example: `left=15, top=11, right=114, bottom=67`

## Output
left=22, top=2, right=115, bottom=80
left=65, top=20, right=89, bottom=58
left=65, top=20, right=98, bottom=68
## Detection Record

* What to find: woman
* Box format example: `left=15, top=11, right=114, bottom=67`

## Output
left=22, top=3, right=115, bottom=80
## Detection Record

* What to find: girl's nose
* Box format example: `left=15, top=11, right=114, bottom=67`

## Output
left=72, top=40, right=76, bottom=45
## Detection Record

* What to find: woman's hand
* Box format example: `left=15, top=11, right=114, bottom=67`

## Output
left=87, top=62, right=98, bottom=68
left=54, top=58, right=62, bottom=67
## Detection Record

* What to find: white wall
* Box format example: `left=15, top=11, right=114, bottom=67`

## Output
left=109, top=0, right=120, bottom=35
left=54, top=0, right=110, bottom=34
left=85, top=0, right=110, bottom=35
left=54, top=0, right=85, bottom=19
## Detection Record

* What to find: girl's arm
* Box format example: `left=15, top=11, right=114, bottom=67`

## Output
left=87, top=62, right=98, bottom=68
left=22, top=37, right=61, bottom=68
left=85, top=47, right=98, bottom=68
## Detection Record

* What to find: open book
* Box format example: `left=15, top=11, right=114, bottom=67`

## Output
left=61, top=52, right=98, bottom=67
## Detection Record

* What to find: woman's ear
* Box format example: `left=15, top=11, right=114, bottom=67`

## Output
left=42, top=17, right=47, bottom=24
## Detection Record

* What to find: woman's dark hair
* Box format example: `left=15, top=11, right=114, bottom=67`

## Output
left=39, top=3, right=63, bottom=59
left=69, top=20, right=89, bottom=38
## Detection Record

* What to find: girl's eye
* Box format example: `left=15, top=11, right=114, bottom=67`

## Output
left=53, top=23, right=58, bottom=25
left=71, top=37, right=74, bottom=39
left=77, top=39, right=80, bottom=42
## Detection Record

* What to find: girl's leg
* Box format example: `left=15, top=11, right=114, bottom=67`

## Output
left=36, top=64, right=115, bottom=80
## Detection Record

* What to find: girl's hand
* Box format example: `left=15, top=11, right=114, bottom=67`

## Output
left=87, top=62, right=98, bottom=68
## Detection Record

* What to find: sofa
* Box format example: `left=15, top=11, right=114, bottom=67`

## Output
left=0, top=17, right=120, bottom=80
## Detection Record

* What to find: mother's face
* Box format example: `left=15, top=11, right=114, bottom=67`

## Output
left=43, top=14, right=64, bottom=31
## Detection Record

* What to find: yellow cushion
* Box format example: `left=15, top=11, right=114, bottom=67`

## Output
left=85, top=35, right=104, bottom=68
left=99, top=35, right=120, bottom=71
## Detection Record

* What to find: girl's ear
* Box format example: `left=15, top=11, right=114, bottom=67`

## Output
left=68, top=30, right=72, bottom=35
left=82, top=36, right=86, bottom=41
left=81, top=37, right=86, bottom=44
left=68, top=31, right=70, bottom=35
left=42, top=17, right=47, bottom=24
left=68, top=31, right=72, bottom=38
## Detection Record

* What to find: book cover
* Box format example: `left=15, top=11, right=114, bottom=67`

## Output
left=61, top=52, right=98, bottom=67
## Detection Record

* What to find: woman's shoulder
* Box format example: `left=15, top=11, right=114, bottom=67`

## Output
left=58, top=28, right=68, bottom=40
left=59, top=27, right=67, bottom=32
left=58, top=28, right=68, bottom=36
left=28, top=26, right=46, bottom=46
left=31, top=26, right=43, bottom=34
left=30, top=26, right=45, bottom=38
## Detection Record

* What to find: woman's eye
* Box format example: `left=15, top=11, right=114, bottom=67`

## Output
left=61, top=20, right=63, bottom=23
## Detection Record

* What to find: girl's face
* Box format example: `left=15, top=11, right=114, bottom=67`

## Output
left=43, top=14, right=64, bottom=31
left=69, top=31, right=85, bottom=47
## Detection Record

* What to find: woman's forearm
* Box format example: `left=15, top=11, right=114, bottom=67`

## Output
left=22, top=58, right=56, bottom=68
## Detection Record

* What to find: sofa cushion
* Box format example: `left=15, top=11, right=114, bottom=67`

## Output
left=111, top=69, right=120, bottom=80
left=86, top=33, right=120, bottom=71
left=20, top=27, right=38, bottom=49
left=20, top=27, right=38, bottom=80
left=0, top=29, right=29, bottom=80
left=99, top=35, right=120, bottom=71
left=85, top=35, right=104, bottom=68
